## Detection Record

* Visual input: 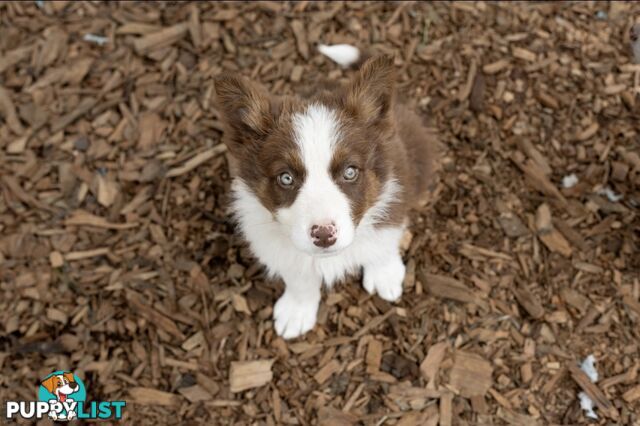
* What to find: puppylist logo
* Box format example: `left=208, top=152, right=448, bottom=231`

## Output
left=5, top=370, right=126, bottom=421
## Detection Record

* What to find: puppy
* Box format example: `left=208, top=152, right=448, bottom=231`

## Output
left=41, top=372, right=79, bottom=420
left=214, top=47, right=438, bottom=339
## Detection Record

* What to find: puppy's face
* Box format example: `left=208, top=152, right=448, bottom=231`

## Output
left=41, top=373, right=79, bottom=401
left=216, top=57, right=397, bottom=256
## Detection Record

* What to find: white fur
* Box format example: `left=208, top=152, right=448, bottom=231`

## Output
left=230, top=104, right=404, bottom=339
left=276, top=104, right=354, bottom=255
left=318, top=44, right=360, bottom=68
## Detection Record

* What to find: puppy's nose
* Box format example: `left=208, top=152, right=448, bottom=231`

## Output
left=310, top=223, right=337, bottom=248
left=69, top=382, right=78, bottom=390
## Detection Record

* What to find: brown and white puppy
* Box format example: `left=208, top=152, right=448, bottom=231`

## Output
left=215, top=47, right=438, bottom=339
left=41, top=373, right=79, bottom=404
left=41, top=372, right=79, bottom=420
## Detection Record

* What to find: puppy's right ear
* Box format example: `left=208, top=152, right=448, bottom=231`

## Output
left=214, top=74, right=273, bottom=154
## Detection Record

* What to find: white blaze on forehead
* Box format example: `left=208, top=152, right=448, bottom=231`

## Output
left=277, top=103, right=356, bottom=254
left=292, top=103, right=341, bottom=170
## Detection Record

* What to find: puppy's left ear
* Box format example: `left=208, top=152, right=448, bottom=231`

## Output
left=344, top=55, right=395, bottom=125
left=63, top=372, right=75, bottom=383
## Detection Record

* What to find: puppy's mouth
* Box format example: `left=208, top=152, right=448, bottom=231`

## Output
left=312, top=249, right=342, bottom=258
left=308, top=241, right=353, bottom=257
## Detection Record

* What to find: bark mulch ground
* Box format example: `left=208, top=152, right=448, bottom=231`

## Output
left=1, top=2, right=639, bottom=425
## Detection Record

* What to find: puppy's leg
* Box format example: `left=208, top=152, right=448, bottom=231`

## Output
left=273, top=267, right=321, bottom=339
left=362, top=227, right=405, bottom=302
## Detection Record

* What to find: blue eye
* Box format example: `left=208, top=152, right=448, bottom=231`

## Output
left=343, top=166, right=359, bottom=181
left=277, top=172, right=294, bottom=187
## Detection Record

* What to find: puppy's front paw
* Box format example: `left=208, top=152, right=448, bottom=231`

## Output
left=363, top=258, right=405, bottom=302
left=273, top=293, right=319, bottom=339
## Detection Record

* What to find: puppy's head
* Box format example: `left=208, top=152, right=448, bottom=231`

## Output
left=215, top=56, right=398, bottom=256
left=41, top=373, right=79, bottom=401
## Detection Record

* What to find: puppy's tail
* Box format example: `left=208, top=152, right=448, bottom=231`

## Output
left=317, top=44, right=372, bottom=69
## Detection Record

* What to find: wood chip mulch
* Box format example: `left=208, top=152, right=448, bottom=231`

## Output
left=1, top=2, right=639, bottom=425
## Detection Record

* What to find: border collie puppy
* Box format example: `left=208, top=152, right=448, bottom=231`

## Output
left=215, top=48, right=438, bottom=339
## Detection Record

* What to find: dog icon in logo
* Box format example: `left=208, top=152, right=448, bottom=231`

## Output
left=40, top=372, right=80, bottom=420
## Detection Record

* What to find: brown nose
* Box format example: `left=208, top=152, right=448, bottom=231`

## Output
left=310, top=223, right=337, bottom=248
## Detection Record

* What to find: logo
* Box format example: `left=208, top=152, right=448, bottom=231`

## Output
left=5, top=370, right=126, bottom=421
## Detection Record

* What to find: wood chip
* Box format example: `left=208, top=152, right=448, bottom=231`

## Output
left=138, top=112, right=166, bottom=150
left=366, top=338, right=383, bottom=373
left=560, top=288, right=590, bottom=314
left=64, top=210, right=137, bottom=230
left=397, top=408, right=439, bottom=426
left=49, top=251, right=64, bottom=267
left=317, top=407, right=357, bottom=426
left=535, top=90, right=559, bottom=109
left=290, top=20, right=309, bottom=59
left=388, top=383, right=441, bottom=411
left=166, top=145, right=227, bottom=177
left=498, top=214, right=530, bottom=238
left=622, top=385, right=640, bottom=403
left=420, top=341, right=448, bottom=384
left=535, top=204, right=572, bottom=257
left=541, top=367, right=566, bottom=395
left=64, top=247, right=110, bottom=261
left=47, top=307, right=68, bottom=324
left=496, top=407, right=540, bottom=426
left=554, top=219, right=588, bottom=252
left=512, top=47, right=537, bottom=62
left=96, top=174, right=119, bottom=207
left=458, top=59, right=477, bottom=101
left=231, top=294, right=251, bottom=315
left=178, top=385, right=212, bottom=402
left=1, top=175, right=57, bottom=213
left=449, top=351, right=493, bottom=398
left=229, top=359, right=274, bottom=393
left=483, top=59, right=510, bottom=74
left=133, top=23, right=189, bottom=54
left=0, top=86, right=25, bottom=134
left=314, top=359, right=341, bottom=385
left=0, top=45, right=33, bottom=73
left=51, top=97, right=98, bottom=133
left=419, top=272, right=488, bottom=310
left=513, top=285, right=545, bottom=319
left=439, top=391, right=453, bottom=426
left=600, top=364, right=638, bottom=390
left=575, top=122, right=599, bottom=142
left=470, top=394, right=488, bottom=414
left=126, top=290, right=185, bottom=340
left=513, top=158, right=568, bottom=206
left=352, top=308, right=397, bottom=339
left=129, top=387, right=182, bottom=406
left=622, top=295, right=640, bottom=318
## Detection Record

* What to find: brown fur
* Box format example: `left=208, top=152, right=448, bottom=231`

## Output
left=214, top=55, right=438, bottom=226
